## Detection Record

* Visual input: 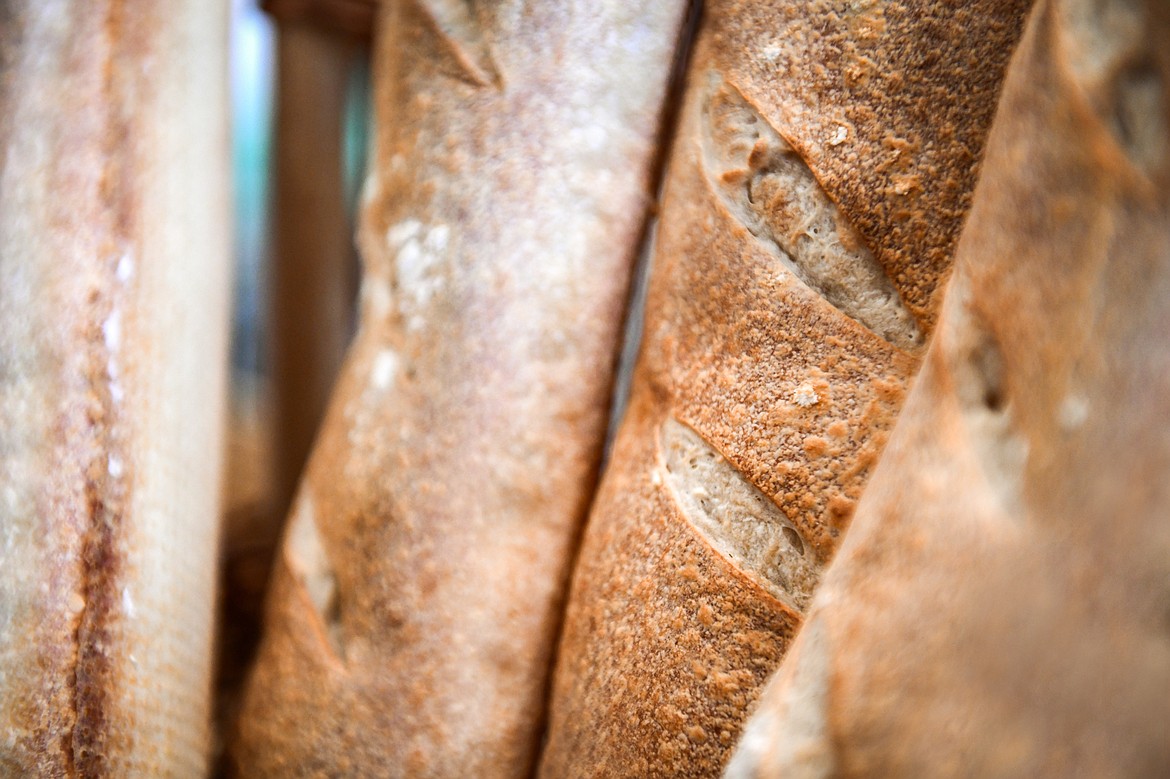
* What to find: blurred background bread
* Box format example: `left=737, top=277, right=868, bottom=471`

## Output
left=726, top=0, right=1170, bottom=773
left=0, top=1, right=230, bottom=774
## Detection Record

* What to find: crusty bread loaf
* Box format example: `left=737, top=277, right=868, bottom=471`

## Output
left=726, top=0, right=1170, bottom=774
left=539, top=1, right=1032, bottom=775
left=268, top=20, right=361, bottom=525
left=0, top=1, right=230, bottom=775
left=215, top=15, right=362, bottom=765
left=231, top=1, right=689, bottom=775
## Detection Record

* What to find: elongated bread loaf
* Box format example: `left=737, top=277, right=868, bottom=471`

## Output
left=231, top=1, right=689, bottom=775
left=268, top=20, right=360, bottom=527
left=726, top=0, right=1170, bottom=774
left=540, top=1, right=1032, bottom=775
left=0, top=1, right=230, bottom=775
left=215, top=14, right=362, bottom=761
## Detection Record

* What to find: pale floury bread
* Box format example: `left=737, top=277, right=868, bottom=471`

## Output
left=540, top=1, right=1033, bottom=776
left=231, top=1, right=690, bottom=775
left=726, top=0, right=1170, bottom=774
left=0, top=1, right=230, bottom=775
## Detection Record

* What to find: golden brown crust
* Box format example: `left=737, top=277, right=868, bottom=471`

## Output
left=0, top=1, right=230, bottom=775
left=727, top=0, right=1170, bottom=774
left=540, top=1, right=1031, bottom=776
left=232, top=1, right=690, bottom=775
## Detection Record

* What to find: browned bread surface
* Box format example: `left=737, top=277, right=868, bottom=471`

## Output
left=726, top=0, right=1170, bottom=774
left=540, top=1, right=1032, bottom=776
left=231, top=1, right=689, bottom=776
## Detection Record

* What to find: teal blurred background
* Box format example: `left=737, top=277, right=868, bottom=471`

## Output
left=229, top=0, right=369, bottom=376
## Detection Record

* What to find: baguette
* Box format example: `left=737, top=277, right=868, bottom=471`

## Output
left=0, top=1, right=230, bottom=774
left=215, top=13, right=363, bottom=761
left=540, top=1, right=1032, bottom=775
left=726, top=0, right=1170, bottom=773
left=268, top=20, right=361, bottom=525
left=231, top=1, right=689, bottom=775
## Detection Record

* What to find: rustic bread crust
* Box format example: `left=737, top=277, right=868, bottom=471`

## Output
left=0, top=2, right=230, bottom=775
left=231, top=1, right=689, bottom=775
left=539, top=1, right=1032, bottom=776
left=726, top=0, right=1170, bottom=774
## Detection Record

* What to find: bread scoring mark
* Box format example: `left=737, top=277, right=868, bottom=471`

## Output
left=659, top=418, right=819, bottom=612
left=286, top=491, right=345, bottom=658
left=405, top=0, right=501, bottom=88
left=947, top=281, right=1028, bottom=514
left=699, top=74, right=924, bottom=352
left=1060, top=0, right=1168, bottom=177
left=1110, top=61, right=1167, bottom=175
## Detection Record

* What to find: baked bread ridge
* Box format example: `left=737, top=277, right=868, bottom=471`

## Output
left=539, top=1, right=1032, bottom=776
left=725, top=0, right=1170, bottom=774
left=232, top=1, right=689, bottom=776
left=0, top=1, right=230, bottom=776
